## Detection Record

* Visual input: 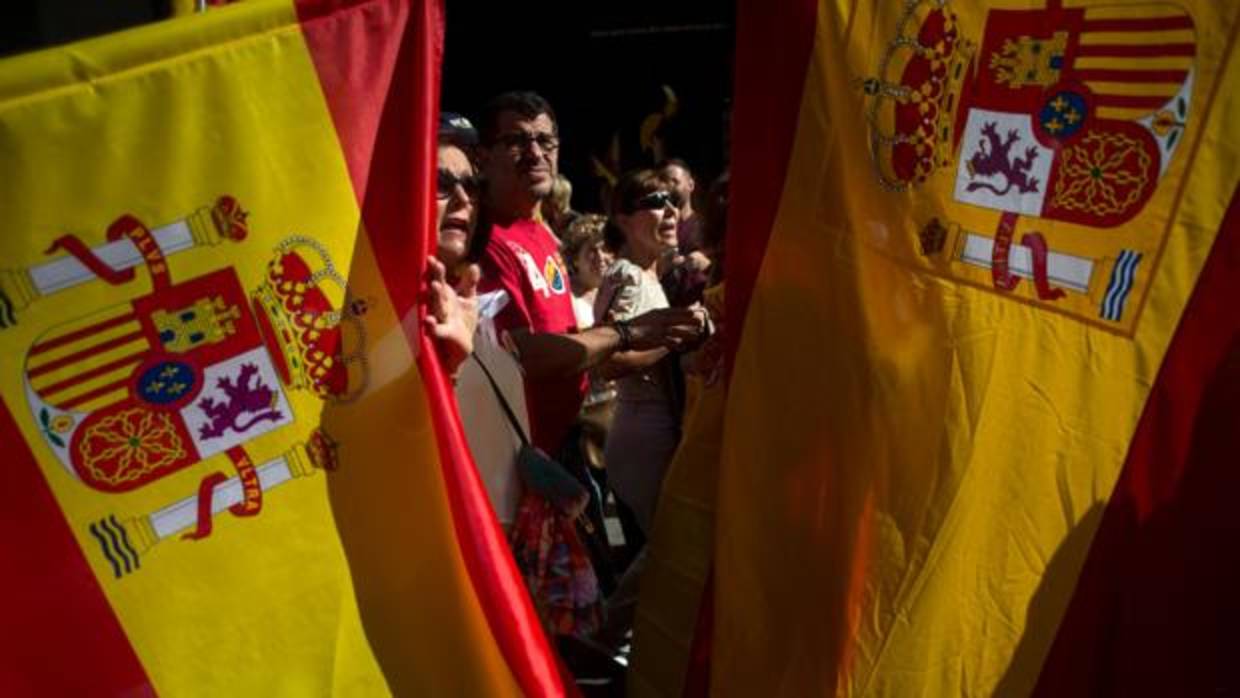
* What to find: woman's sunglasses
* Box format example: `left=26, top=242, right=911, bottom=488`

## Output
left=437, top=169, right=482, bottom=200
left=632, top=190, right=682, bottom=212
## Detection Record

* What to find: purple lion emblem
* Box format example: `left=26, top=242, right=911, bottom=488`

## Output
left=197, top=363, right=283, bottom=440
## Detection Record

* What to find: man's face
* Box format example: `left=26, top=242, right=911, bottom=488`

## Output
left=480, top=111, right=559, bottom=208
left=436, top=144, right=477, bottom=268
left=661, top=164, right=695, bottom=215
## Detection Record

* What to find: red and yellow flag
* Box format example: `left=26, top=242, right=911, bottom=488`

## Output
left=0, top=1, right=563, bottom=695
left=716, top=0, right=1240, bottom=695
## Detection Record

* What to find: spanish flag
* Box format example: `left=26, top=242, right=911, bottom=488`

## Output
left=0, top=1, right=563, bottom=695
left=713, top=0, right=1240, bottom=695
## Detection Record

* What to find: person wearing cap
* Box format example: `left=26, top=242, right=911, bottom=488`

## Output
left=424, top=111, right=529, bottom=529
left=424, top=111, right=482, bottom=373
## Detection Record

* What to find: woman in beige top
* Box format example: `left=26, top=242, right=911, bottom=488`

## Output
left=593, top=169, right=687, bottom=535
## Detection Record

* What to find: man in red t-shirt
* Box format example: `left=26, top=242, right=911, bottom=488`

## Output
left=476, top=92, right=702, bottom=455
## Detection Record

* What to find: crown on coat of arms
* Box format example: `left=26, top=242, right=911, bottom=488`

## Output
left=860, top=0, right=975, bottom=191
left=251, top=237, right=368, bottom=402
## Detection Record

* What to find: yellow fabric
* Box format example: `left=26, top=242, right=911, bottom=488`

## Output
left=715, top=2, right=1240, bottom=696
left=628, top=282, right=726, bottom=697
left=170, top=0, right=199, bottom=16
left=0, top=3, right=518, bottom=695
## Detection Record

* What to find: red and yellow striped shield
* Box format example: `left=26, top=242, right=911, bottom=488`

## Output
left=711, top=0, right=1240, bottom=696
left=0, top=1, right=564, bottom=695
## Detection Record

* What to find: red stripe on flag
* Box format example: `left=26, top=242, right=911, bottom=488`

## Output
left=1073, top=68, right=1188, bottom=83
left=1080, top=16, right=1193, bottom=33
left=1033, top=186, right=1240, bottom=696
left=29, top=311, right=137, bottom=355
left=296, top=0, right=565, bottom=695
left=726, top=0, right=821, bottom=372
left=298, top=0, right=428, bottom=320
left=27, top=330, right=146, bottom=378
left=37, top=352, right=146, bottom=397
left=295, top=0, right=405, bottom=216
left=1075, top=43, right=1195, bottom=58
left=0, top=401, right=152, bottom=694
left=1089, top=93, right=1175, bottom=109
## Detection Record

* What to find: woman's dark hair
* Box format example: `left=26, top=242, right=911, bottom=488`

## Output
left=466, top=178, right=493, bottom=264
left=603, top=169, right=667, bottom=252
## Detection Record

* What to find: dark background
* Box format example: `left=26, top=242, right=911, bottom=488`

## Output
left=442, top=2, right=735, bottom=212
left=0, top=0, right=171, bottom=58
left=0, top=1, right=736, bottom=212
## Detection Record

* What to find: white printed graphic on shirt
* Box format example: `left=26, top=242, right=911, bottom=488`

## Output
left=508, top=242, right=568, bottom=298
left=511, top=244, right=551, bottom=297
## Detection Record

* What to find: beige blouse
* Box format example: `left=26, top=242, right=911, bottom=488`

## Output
left=594, top=258, right=673, bottom=403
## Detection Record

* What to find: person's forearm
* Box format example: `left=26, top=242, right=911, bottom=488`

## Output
left=595, top=347, right=668, bottom=381
left=511, top=325, right=623, bottom=379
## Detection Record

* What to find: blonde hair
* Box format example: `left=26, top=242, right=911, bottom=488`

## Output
left=547, top=174, right=573, bottom=215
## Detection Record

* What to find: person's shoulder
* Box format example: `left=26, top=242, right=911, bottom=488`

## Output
left=480, top=222, right=519, bottom=262
left=510, top=218, right=558, bottom=244
left=603, top=258, right=642, bottom=286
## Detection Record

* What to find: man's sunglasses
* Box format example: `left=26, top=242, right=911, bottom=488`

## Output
left=632, top=190, right=682, bottom=212
left=437, top=169, right=482, bottom=200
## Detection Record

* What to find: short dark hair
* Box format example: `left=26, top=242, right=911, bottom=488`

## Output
left=478, top=91, right=557, bottom=145
left=656, top=158, right=693, bottom=177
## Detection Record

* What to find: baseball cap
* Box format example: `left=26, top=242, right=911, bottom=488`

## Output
left=438, top=111, right=478, bottom=148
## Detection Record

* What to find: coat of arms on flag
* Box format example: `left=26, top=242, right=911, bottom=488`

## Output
left=862, top=0, right=1196, bottom=334
left=5, top=196, right=367, bottom=578
left=1, top=1, right=562, bottom=693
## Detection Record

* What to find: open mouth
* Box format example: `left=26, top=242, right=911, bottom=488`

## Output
left=440, top=218, right=470, bottom=236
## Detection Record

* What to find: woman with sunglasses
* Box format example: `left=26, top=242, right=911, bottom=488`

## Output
left=425, top=113, right=483, bottom=375
left=590, top=169, right=706, bottom=653
left=594, top=170, right=700, bottom=541
left=425, top=113, right=528, bottom=532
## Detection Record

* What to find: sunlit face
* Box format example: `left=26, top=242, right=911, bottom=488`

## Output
left=436, top=144, right=477, bottom=268
left=616, top=189, right=680, bottom=261
left=572, top=240, right=613, bottom=293
left=480, top=111, right=559, bottom=207
left=661, top=164, right=695, bottom=214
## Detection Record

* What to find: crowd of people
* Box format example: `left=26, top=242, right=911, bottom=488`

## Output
left=424, top=91, right=728, bottom=686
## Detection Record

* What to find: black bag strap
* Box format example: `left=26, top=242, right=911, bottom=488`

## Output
left=470, top=351, right=530, bottom=448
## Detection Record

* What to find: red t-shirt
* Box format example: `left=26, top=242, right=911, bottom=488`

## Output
left=479, top=218, right=587, bottom=454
